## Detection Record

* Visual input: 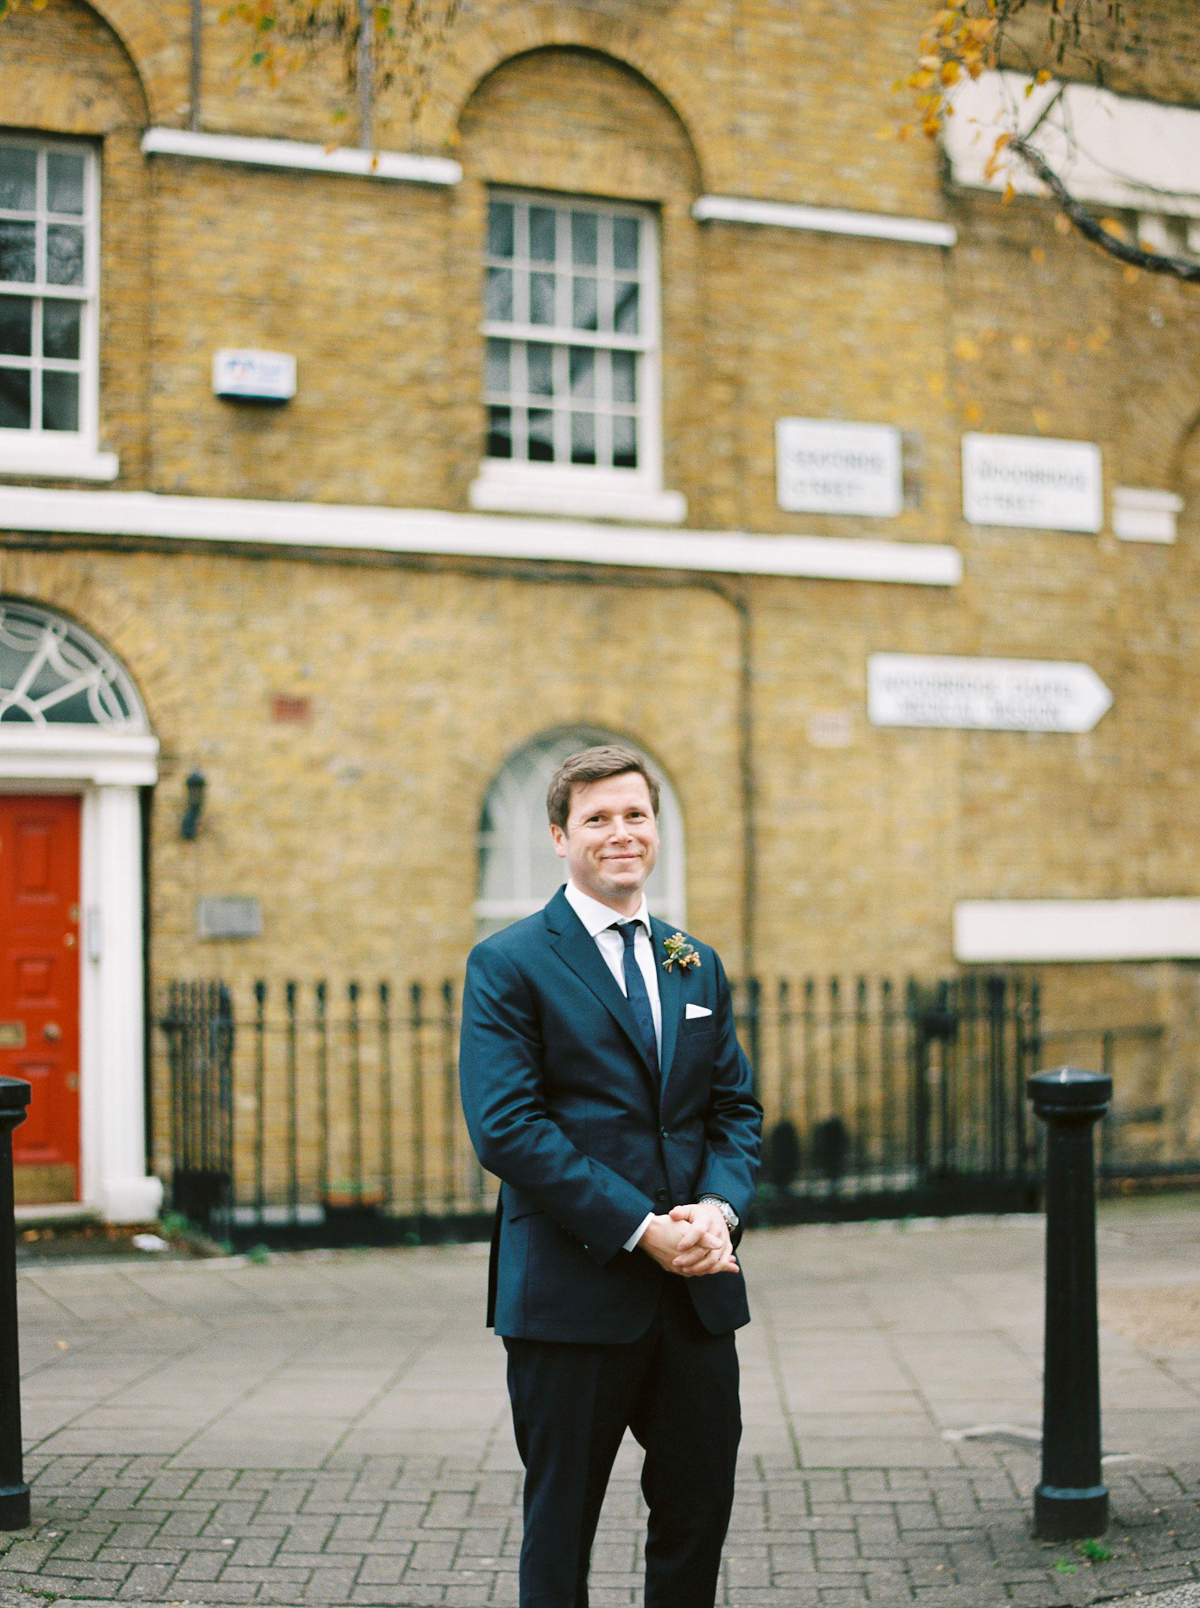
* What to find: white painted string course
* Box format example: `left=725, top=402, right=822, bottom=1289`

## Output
left=692, top=194, right=957, bottom=248
left=0, top=485, right=963, bottom=587
left=140, top=127, right=463, bottom=186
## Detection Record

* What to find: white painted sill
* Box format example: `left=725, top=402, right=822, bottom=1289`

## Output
left=469, top=463, right=686, bottom=525
left=0, top=436, right=118, bottom=482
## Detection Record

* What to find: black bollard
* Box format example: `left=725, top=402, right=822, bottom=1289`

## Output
left=0, top=1078, right=31, bottom=1531
left=1027, top=1067, right=1111, bottom=1542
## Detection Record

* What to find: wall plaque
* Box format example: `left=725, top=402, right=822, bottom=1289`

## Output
left=868, top=653, right=1113, bottom=732
left=962, top=433, right=1102, bottom=532
left=196, top=896, right=263, bottom=940
left=212, top=349, right=297, bottom=402
left=776, top=419, right=902, bottom=517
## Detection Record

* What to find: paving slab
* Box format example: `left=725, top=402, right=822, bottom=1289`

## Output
left=0, top=1197, right=1197, bottom=1603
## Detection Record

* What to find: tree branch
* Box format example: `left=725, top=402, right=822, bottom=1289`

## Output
left=1009, top=134, right=1200, bottom=283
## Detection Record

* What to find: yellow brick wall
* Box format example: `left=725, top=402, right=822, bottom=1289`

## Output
left=2, top=0, right=1200, bottom=1185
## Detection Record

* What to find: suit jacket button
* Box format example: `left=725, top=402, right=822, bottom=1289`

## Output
left=655, top=1188, right=668, bottom=1204
left=660, top=1127, right=669, bottom=1140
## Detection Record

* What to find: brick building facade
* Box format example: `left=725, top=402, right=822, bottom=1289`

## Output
left=1, top=0, right=1199, bottom=1217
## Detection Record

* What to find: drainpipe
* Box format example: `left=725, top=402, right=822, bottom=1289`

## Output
left=189, top=0, right=202, bottom=131
left=357, top=0, right=374, bottom=150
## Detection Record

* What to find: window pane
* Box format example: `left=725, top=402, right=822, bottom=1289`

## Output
left=529, top=271, right=555, bottom=325
left=613, top=216, right=639, bottom=272
left=46, top=153, right=85, bottom=215
left=569, top=346, right=594, bottom=399
left=42, top=369, right=79, bottom=431
left=43, top=298, right=80, bottom=360
left=571, top=412, right=596, bottom=466
left=485, top=266, right=512, bottom=322
left=487, top=405, right=512, bottom=459
left=614, top=280, right=639, bottom=335
left=572, top=276, right=598, bottom=332
left=487, top=201, right=514, bottom=259
left=571, top=212, right=597, bottom=267
left=529, top=207, right=556, bottom=263
left=0, top=147, right=36, bottom=212
left=0, top=367, right=31, bottom=428
left=47, top=224, right=84, bottom=286
left=527, top=342, right=553, bottom=396
left=612, top=349, right=637, bottom=405
left=613, top=414, right=637, bottom=469
left=485, top=337, right=510, bottom=395
left=0, top=221, right=35, bottom=283
left=527, top=408, right=554, bottom=461
left=0, top=295, right=31, bottom=357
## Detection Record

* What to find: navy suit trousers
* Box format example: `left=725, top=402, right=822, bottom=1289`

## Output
left=504, top=1272, right=741, bottom=1608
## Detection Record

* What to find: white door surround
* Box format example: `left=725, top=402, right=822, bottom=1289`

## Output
left=0, top=603, right=161, bottom=1222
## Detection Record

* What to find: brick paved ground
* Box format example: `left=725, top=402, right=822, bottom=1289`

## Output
left=0, top=1197, right=1197, bottom=1606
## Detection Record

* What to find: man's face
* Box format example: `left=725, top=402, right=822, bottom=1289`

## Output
left=551, top=771, right=660, bottom=908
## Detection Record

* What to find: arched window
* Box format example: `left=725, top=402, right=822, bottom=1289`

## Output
left=0, top=599, right=147, bottom=728
left=475, top=728, right=686, bottom=938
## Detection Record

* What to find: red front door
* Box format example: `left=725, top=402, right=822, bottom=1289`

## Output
left=0, top=796, right=81, bottom=1203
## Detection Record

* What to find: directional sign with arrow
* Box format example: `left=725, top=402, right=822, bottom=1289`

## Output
left=868, top=654, right=1113, bottom=733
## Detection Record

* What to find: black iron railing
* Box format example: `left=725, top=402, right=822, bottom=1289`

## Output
left=157, top=974, right=1173, bottom=1244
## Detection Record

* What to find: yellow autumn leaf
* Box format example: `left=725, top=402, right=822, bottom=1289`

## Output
left=1099, top=218, right=1125, bottom=238
left=875, top=124, right=897, bottom=141
left=963, top=402, right=983, bottom=425
left=1032, top=409, right=1050, bottom=432
left=941, top=59, right=961, bottom=85
left=1123, top=265, right=1140, bottom=283
left=953, top=335, right=981, bottom=361
left=1030, top=245, right=1046, bottom=264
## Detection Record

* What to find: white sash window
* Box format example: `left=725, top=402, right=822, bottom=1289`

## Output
left=469, top=190, right=684, bottom=525
left=0, top=137, right=114, bottom=481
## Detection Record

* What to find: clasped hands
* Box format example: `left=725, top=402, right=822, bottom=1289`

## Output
left=639, top=1201, right=738, bottom=1277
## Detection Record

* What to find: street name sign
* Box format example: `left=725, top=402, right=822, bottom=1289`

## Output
left=867, top=653, right=1113, bottom=732
left=962, top=433, right=1102, bottom=532
left=777, top=419, right=902, bottom=517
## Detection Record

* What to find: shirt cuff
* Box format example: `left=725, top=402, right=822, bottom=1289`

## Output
left=624, top=1212, right=655, bottom=1252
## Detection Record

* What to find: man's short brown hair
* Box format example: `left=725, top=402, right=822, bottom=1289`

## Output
left=546, top=744, right=661, bottom=831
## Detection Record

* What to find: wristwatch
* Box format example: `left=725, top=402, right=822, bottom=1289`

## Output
left=698, top=1195, right=739, bottom=1233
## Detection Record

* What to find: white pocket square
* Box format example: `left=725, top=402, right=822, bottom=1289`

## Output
left=685, top=1003, right=713, bottom=1019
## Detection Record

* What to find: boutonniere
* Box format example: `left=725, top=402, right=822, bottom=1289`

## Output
left=662, top=932, right=701, bottom=972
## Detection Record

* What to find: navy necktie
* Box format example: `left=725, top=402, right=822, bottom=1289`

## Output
left=613, top=921, right=659, bottom=1079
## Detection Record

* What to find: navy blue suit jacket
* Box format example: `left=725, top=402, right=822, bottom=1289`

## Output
left=459, top=887, right=762, bottom=1344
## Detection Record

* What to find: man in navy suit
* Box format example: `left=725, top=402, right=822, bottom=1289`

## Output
left=460, top=744, right=762, bottom=1608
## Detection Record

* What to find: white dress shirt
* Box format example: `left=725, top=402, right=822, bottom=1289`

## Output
left=563, top=881, right=662, bottom=1056
left=563, top=880, right=661, bottom=1251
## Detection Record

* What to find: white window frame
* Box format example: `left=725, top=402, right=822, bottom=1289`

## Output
left=469, top=188, right=684, bottom=525
left=0, top=134, right=116, bottom=482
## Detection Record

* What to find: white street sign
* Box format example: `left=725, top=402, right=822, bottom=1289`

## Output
left=868, top=653, right=1113, bottom=732
left=962, top=433, right=1102, bottom=532
left=776, top=418, right=902, bottom=517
